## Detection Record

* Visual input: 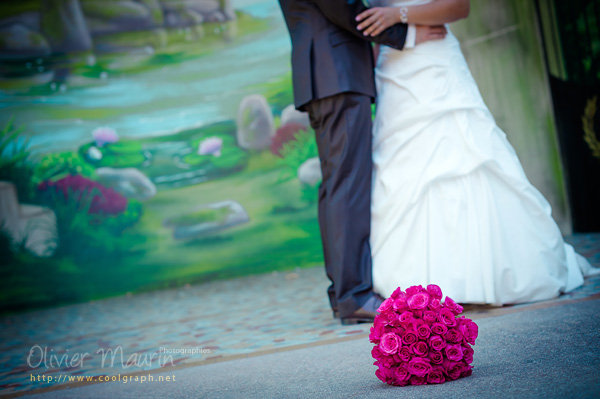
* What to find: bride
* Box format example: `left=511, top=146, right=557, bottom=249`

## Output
left=356, top=0, right=598, bottom=305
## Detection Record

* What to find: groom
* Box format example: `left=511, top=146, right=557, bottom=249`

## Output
left=278, top=0, right=445, bottom=324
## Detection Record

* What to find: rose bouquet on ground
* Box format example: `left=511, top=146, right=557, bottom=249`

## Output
left=370, top=285, right=479, bottom=386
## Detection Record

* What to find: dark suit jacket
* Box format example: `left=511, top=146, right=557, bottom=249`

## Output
left=278, top=0, right=408, bottom=110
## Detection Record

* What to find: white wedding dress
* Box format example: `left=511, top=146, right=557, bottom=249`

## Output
left=370, top=0, right=597, bottom=305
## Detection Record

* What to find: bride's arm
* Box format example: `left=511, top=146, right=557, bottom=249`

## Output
left=357, top=0, right=469, bottom=37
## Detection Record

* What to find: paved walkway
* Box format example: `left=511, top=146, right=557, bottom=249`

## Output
left=1, top=233, right=599, bottom=398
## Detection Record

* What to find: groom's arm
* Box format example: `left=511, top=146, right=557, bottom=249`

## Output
left=313, top=0, right=408, bottom=50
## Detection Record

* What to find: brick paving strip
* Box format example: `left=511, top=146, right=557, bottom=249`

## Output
left=1, top=234, right=598, bottom=398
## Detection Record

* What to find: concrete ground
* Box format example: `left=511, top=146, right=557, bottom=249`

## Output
left=28, top=297, right=600, bottom=399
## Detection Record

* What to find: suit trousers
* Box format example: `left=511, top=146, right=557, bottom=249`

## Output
left=304, top=93, right=375, bottom=318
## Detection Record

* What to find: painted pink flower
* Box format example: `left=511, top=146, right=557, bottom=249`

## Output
left=92, top=127, right=119, bottom=147
left=380, top=333, right=401, bottom=355
left=37, top=175, right=127, bottom=215
left=198, top=137, right=223, bottom=157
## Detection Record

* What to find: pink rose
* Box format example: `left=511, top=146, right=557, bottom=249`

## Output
left=399, top=311, right=414, bottom=325
left=445, top=344, right=464, bottom=362
left=423, top=310, right=437, bottom=323
left=443, top=360, right=465, bottom=380
left=428, top=335, right=446, bottom=352
left=402, top=330, right=418, bottom=346
left=375, top=366, right=395, bottom=384
left=408, top=357, right=432, bottom=377
left=398, top=346, right=412, bottom=362
left=428, top=297, right=442, bottom=310
left=416, top=323, right=431, bottom=340
left=393, top=363, right=411, bottom=385
left=377, top=297, right=394, bottom=313
left=438, top=308, right=457, bottom=327
left=374, top=352, right=395, bottom=368
left=461, top=363, right=473, bottom=378
left=380, top=332, right=401, bottom=355
left=462, top=344, right=474, bottom=364
left=459, top=319, right=479, bottom=345
left=410, top=341, right=429, bottom=357
left=427, top=366, right=446, bottom=384
left=407, top=292, right=430, bottom=310
left=386, top=312, right=402, bottom=327
left=390, top=287, right=404, bottom=299
left=369, top=322, right=386, bottom=344
left=427, top=284, right=443, bottom=299
left=431, top=322, right=448, bottom=336
left=371, top=345, right=384, bottom=360
left=406, top=285, right=424, bottom=296
left=445, top=328, right=463, bottom=344
left=412, top=310, right=423, bottom=319
left=428, top=350, right=444, bottom=365
left=393, top=297, right=408, bottom=312
left=443, top=296, right=464, bottom=315
left=410, top=375, right=427, bottom=385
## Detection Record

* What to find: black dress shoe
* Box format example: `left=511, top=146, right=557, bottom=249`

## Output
left=340, top=296, right=383, bottom=325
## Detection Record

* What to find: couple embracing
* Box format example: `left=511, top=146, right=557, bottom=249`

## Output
left=278, top=0, right=597, bottom=325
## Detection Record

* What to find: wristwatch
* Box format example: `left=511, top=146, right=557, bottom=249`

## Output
left=399, top=7, right=409, bottom=23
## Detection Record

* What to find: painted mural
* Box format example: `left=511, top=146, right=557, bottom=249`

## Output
left=0, top=0, right=324, bottom=312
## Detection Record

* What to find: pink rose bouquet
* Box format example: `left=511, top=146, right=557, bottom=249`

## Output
left=370, top=285, right=479, bottom=386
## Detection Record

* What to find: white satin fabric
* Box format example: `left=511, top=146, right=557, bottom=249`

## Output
left=370, top=23, right=597, bottom=305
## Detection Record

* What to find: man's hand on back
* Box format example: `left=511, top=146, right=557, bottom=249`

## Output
left=415, top=24, right=447, bottom=44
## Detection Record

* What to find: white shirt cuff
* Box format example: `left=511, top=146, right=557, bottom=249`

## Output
left=405, top=24, right=416, bottom=48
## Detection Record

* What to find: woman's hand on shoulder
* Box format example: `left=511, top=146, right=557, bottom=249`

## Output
left=356, top=7, right=400, bottom=37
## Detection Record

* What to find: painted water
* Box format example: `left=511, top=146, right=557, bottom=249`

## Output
left=0, top=0, right=291, bottom=152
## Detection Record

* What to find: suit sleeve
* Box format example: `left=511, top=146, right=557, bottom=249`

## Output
left=313, top=0, right=408, bottom=50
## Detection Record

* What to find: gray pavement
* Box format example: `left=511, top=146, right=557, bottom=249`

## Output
left=29, top=297, right=600, bottom=399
